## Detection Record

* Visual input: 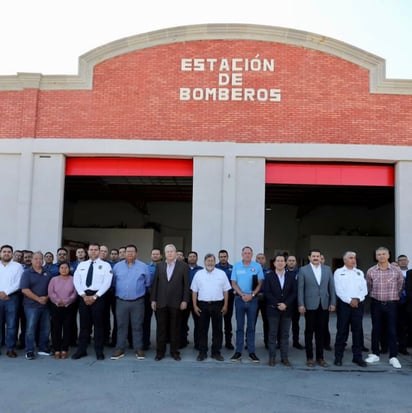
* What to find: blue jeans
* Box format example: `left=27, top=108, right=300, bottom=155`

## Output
left=0, top=294, right=19, bottom=350
left=24, top=306, right=50, bottom=353
left=235, top=296, right=258, bottom=353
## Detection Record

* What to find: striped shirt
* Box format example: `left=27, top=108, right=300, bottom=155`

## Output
left=366, top=263, right=403, bottom=301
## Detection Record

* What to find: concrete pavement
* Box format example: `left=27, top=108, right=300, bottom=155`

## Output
left=1, top=313, right=411, bottom=413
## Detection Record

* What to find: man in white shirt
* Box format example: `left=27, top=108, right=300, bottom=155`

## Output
left=191, top=253, right=231, bottom=361
left=72, top=243, right=113, bottom=360
left=333, top=251, right=368, bottom=367
left=0, top=244, right=23, bottom=357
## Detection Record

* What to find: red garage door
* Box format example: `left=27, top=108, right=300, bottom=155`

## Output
left=65, top=157, right=193, bottom=177
left=266, top=163, right=394, bottom=187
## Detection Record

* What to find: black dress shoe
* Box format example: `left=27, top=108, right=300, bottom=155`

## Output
left=171, top=352, right=181, bottom=361
left=71, top=351, right=87, bottom=360
left=334, top=359, right=342, bottom=366
left=155, top=353, right=164, bottom=361
left=96, top=354, right=105, bottom=360
left=353, top=359, right=367, bottom=367
left=212, top=353, right=224, bottom=361
left=398, top=349, right=410, bottom=355
left=293, top=343, right=305, bottom=350
left=225, top=343, right=234, bottom=350
left=197, top=352, right=207, bottom=361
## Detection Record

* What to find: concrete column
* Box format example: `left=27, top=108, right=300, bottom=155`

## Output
left=233, top=157, right=265, bottom=258
left=395, top=161, right=412, bottom=258
left=192, top=156, right=266, bottom=262
left=192, top=157, right=224, bottom=261
left=15, top=150, right=34, bottom=249
left=29, top=154, right=66, bottom=252
left=0, top=154, right=22, bottom=247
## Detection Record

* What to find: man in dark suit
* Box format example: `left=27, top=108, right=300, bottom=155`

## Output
left=298, top=249, right=336, bottom=367
left=264, top=254, right=297, bottom=366
left=151, top=244, right=190, bottom=361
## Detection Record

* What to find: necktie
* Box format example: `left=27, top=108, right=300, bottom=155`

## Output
left=86, top=261, right=94, bottom=287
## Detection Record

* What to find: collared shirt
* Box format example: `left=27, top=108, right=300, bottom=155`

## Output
left=147, top=261, right=159, bottom=286
left=366, top=263, right=404, bottom=301
left=73, top=258, right=113, bottom=297
left=215, top=262, right=233, bottom=290
left=231, top=260, right=264, bottom=294
left=20, top=267, right=52, bottom=308
left=49, top=262, right=74, bottom=277
left=113, top=259, right=151, bottom=300
left=310, top=263, right=322, bottom=285
left=166, top=260, right=176, bottom=281
left=0, top=260, right=23, bottom=296
left=189, top=264, right=203, bottom=283
left=334, top=266, right=367, bottom=304
left=276, top=271, right=286, bottom=289
left=191, top=267, right=232, bottom=301
left=286, top=267, right=299, bottom=280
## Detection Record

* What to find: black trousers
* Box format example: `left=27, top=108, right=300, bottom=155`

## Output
left=198, top=300, right=224, bottom=355
left=397, top=301, right=409, bottom=351
left=78, top=294, right=105, bottom=355
left=142, top=290, right=153, bottom=348
left=291, top=300, right=302, bottom=344
left=223, top=291, right=234, bottom=345
left=156, top=306, right=181, bottom=355
left=304, top=305, right=329, bottom=360
left=334, top=299, right=364, bottom=361
left=50, top=303, right=75, bottom=352
left=180, top=300, right=200, bottom=348
left=255, top=294, right=269, bottom=346
left=103, top=287, right=116, bottom=345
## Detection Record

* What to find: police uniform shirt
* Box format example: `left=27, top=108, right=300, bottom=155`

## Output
left=73, top=258, right=113, bottom=297
left=333, top=266, right=367, bottom=304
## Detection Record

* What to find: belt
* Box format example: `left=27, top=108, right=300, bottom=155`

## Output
left=199, top=300, right=224, bottom=304
left=84, top=290, right=98, bottom=296
left=372, top=298, right=397, bottom=305
left=117, top=296, right=145, bottom=302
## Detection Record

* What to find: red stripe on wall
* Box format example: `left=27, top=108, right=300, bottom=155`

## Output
left=266, top=163, right=394, bottom=187
left=65, top=157, right=193, bottom=176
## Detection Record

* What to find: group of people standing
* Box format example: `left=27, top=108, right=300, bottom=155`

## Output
left=0, top=242, right=409, bottom=369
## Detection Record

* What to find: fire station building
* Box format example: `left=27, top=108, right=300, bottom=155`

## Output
left=1, top=24, right=411, bottom=266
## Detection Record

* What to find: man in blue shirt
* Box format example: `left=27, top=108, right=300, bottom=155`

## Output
left=216, top=249, right=234, bottom=349
left=230, top=246, right=264, bottom=362
left=111, top=244, right=151, bottom=360
left=20, top=251, right=52, bottom=360
left=49, top=248, right=70, bottom=276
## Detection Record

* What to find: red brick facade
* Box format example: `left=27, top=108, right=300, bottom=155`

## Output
left=1, top=39, right=411, bottom=145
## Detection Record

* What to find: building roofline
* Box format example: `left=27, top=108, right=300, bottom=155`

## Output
left=1, top=23, right=411, bottom=94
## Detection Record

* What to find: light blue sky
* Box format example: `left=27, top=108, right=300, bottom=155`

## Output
left=1, top=0, right=411, bottom=78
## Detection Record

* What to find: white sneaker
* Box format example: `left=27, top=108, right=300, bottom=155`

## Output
left=38, top=351, right=51, bottom=356
left=389, top=357, right=402, bottom=369
left=365, top=354, right=380, bottom=363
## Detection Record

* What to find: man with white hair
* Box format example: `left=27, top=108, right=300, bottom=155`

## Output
left=333, top=251, right=367, bottom=367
